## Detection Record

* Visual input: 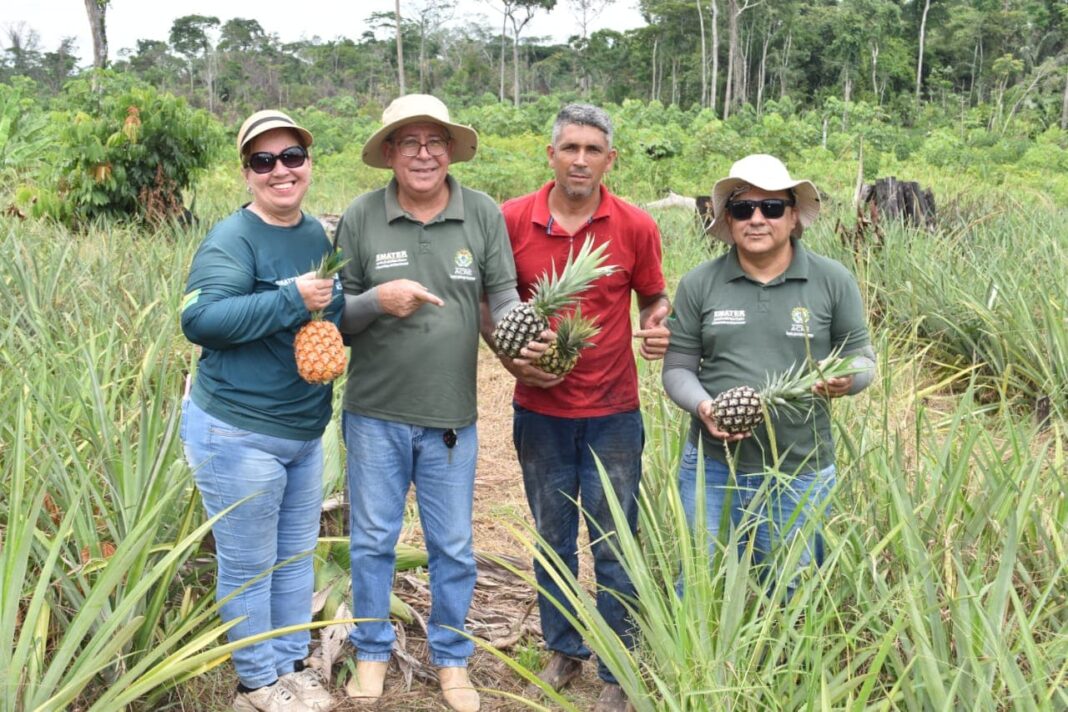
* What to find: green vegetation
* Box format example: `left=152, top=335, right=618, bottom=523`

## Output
left=512, top=222, right=1068, bottom=710
left=1, top=2, right=1066, bottom=702
left=2, top=166, right=1064, bottom=707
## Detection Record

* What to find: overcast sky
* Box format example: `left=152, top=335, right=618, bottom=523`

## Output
left=2, top=0, right=646, bottom=66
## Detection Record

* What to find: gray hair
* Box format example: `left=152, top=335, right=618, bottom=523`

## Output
left=551, top=104, right=613, bottom=148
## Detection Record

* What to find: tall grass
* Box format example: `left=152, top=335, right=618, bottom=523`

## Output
left=514, top=341, right=1066, bottom=709
left=813, top=204, right=1068, bottom=418
left=0, top=221, right=240, bottom=710
left=1, top=157, right=1066, bottom=709
left=504, top=208, right=1068, bottom=709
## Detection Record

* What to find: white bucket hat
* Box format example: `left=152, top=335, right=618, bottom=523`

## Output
left=709, top=154, right=820, bottom=243
left=362, top=94, right=479, bottom=169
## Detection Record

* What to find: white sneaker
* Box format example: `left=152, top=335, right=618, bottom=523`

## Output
left=279, top=667, right=338, bottom=711
left=232, top=682, right=313, bottom=712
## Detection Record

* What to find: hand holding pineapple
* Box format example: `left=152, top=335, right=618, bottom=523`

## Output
left=697, top=398, right=751, bottom=442
left=495, top=327, right=566, bottom=389
left=294, top=250, right=348, bottom=385
left=295, top=271, right=336, bottom=312
left=698, top=354, right=867, bottom=439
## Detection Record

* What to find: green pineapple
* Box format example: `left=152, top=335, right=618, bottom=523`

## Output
left=534, top=307, right=600, bottom=376
left=493, top=236, right=615, bottom=358
left=712, top=355, right=867, bottom=434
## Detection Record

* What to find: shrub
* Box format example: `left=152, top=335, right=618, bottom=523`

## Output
left=29, top=71, right=225, bottom=226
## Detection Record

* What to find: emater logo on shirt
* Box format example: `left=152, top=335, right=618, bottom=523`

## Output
left=712, top=309, right=746, bottom=325
left=376, top=250, right=409, bottom=270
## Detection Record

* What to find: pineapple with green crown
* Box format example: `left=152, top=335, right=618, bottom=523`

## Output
left=493, top=236, right=615, bottom=359
left=711, top=353, right=867, bottom=434
left=534, top=307, right=600, bottom=376
left=294, top=249, right=348, bottom=385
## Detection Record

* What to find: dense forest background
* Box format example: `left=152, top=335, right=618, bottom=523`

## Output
left=3, top=0, right=1068, bottom=219
left=5, top=0, right=1067, bottom=128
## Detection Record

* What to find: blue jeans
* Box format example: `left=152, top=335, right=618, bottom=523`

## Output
left=343, top=411, right=478, bottom=667
left=180, top=398, right=323, bottom=688
left=513, top=405, right=643, bottom=685
left=678, top=441, right=835, bottom=587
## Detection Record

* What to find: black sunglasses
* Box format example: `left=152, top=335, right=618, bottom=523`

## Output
left=726, top=198, right=795, bottom=221
left=245, top=145, right=308, bottom=174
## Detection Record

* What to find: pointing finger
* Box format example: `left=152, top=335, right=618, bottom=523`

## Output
left=417, top=289, right=445, bottom=307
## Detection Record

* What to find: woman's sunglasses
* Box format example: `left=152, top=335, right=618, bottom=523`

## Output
left=726, top=198, right=795, bottom=221
left=245, top=145, right=308, bottom=174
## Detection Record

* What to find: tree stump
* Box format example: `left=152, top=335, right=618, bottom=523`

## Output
left=858, top=177, right=937, bottom=231
left=695, top=195, right=715, bottom=234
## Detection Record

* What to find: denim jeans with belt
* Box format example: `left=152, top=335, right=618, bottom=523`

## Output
left=677, top=440, right=835, bottom=587
left=343, top=411, right=478, bottom=667
left=180, top=398, right=323, bottom=688
left=513, top=405, right=644, bottom=685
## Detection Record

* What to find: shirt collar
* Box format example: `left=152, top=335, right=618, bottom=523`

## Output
left=726, top=238, right=810, bottom=284
left=384, top=174, right=465, bottom=223
left=531, top=181, right=613, bottom=235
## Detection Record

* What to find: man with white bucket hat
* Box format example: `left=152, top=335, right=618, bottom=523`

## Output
left=333, top=95, right=533, bottom=712
left=662, top=154, right=876, bottom=591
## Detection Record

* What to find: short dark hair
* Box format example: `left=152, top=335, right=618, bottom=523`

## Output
left=551, top=104, right=613, bottom=148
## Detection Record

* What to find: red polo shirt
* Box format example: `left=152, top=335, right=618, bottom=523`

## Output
left=501, top=181, right=667, bottom=418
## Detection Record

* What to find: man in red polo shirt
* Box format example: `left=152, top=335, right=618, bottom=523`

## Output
left=482, top=103, right=670, bottom=712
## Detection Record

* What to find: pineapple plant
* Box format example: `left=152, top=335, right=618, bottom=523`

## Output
left=711, top=354, right=868, bottom=434
left=493, top=236, right=615, bottom=358
left=294, top=249, right=348, bottom=385
left=534, top=307, right=600, bottom=376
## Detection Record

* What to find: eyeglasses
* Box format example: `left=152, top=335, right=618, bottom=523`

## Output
left=393, top=137, right=449, bottom=158
left=726, top=198, right=795, bottom=221
left=245, top=146, right=308, bottom=174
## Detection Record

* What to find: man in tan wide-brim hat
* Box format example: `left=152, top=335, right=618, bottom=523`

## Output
left=707, top=153, right=821, bottom=243
left=332, top=95, right=532, bottom=712
left=360, top=93, right=478, bottom=169
left=662, top=153, right=877, bottom=598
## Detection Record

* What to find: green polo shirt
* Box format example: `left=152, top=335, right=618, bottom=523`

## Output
left=667, top=239, right=870, bottom=474
left=336, top=175, right=516, bottom=428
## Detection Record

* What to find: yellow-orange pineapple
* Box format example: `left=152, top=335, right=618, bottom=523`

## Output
left=295, top=249, right=347, bottom=384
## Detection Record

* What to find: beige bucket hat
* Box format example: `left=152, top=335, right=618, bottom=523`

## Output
left=709, top=154, right=820, bottom=243
left=236, top=110, right=313, bottom=156
left=362, top=94, right=479, bottom=169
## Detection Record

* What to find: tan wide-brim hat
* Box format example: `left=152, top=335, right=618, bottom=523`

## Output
left=362, top=94, right=478, bottom=169
left=709, top=154, right=820, bottom=243
left=236, top=110, right=313, bottom=156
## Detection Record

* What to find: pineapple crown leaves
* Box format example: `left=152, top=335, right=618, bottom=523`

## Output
left=307, top=248, right=349, bottom=320
left=313, top=248, right=349, bottom=279
left=554, top=306, right=601, bottom=351
left=759, top=350, right=870, bottom=419
left=529, top=236, right=616, bottom=317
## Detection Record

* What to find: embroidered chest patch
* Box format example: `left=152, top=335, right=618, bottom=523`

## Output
left=375, top=250, right=409, bottom=270
left=450, top=248, right=476, bottom=281
left=712, top=309, right=746, bottom=326
left=786, top=306, right=814, bottom=338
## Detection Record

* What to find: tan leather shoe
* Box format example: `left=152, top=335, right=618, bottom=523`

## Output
left=438, top=666, right=480, bottom=712
left=344, top=661, right=388, bottom=704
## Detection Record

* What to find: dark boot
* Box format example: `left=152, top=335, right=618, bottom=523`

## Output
left=522, top=652, right=583, bottom=698
left=593, top=683, right=634, bottom=712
